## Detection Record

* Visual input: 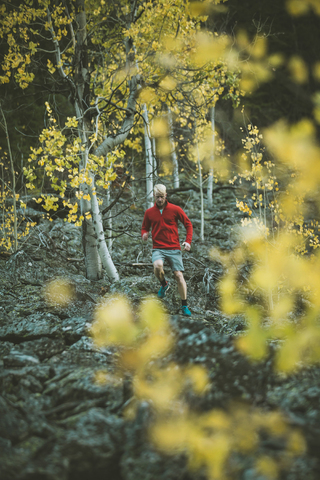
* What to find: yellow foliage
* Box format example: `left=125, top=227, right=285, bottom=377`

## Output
left=191, top=32, right=230, bottom=66
left=159, top=76, right=177, bottom=91
left=286, top=0, right=320, bottom=15
left=288, top=55, right=308, bottom=84
left=89, top=290, right=306, bottom=479
left=43, top=277, right=75, bottom=307
left=256, top=456, right=278, bottom=479
left=92, top=295, right=138, bottom=347
left=151, top=118, right=169, bottom=137
left=139, top=88, right=157, bottom=104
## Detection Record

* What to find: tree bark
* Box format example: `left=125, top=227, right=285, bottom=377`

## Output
left=168, top=107, right=179, bottom=188
left=73, top=7, right=139, bottom=281
left=196, top=140, right=204, bottom=242
left=207, top=105, right=215, bottom=209
left=143, top=104, right=154, bottom=209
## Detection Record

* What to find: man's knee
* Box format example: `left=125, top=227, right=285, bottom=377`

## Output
left=154, top=261, right=164, bottom=274
left=174, top=271, right=184, bottom=283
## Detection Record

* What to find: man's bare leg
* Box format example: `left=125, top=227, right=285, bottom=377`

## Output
left=153, top=260, right=165, bottom=282
left=173, top=270, right=187, bottom=300
left=154, top=260, right=170, bottom=298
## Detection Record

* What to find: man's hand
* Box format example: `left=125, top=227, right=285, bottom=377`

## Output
left=142, top=233, right=149, bottom=242
left=182, top=242, right=191, bottom=251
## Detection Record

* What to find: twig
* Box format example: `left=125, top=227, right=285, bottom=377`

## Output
left=101, top=175, right=131, bottom=216
left=167, top=185, right=236, bottom=195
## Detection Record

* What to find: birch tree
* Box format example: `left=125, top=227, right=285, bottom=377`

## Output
left=0, top=0, right=241, bottom=279
left=1, top=0, right=141, bottom=280
left=168, top=107, right=179, bottom=189
left=207, top=105, right=215, bottom=209
left=142, top=104, right=154, bottom=209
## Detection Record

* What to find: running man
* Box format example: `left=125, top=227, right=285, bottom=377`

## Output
left=141, top=184, right=193, bottom=316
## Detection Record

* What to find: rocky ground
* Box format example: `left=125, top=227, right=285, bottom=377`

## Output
left=1, top=186, right=320, bottom=480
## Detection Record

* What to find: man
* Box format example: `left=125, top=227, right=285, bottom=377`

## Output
left=141, top=184, right=193, bottom=316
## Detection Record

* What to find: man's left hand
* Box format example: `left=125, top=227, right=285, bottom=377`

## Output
left=182, top=242, right=191, bottom=251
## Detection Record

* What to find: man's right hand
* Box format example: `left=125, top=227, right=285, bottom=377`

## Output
left=142, top=233, right=149, bottom=241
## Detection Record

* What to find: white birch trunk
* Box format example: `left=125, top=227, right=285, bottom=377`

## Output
left=106, top=186, right=113, bottom=252
left=207, top=105, right=215, bottom=209
left=80, top=172, right=103, bottom=280
left=89, top=173, right=119, bottom=281
left=142, top=103, right=154, bottom=209
left=197, top=141, right=205, bottom=242
left=168, top=108, right=179, bottom=188
left=50, top=4, right=137, bottom=281
left=152, top=135, right=157, bottom=178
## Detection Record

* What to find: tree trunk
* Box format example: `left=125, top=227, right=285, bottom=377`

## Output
left=0, top=105, right=17, bottom=253
left=168, top=107, right=179, bottom=188
left=88, top=173, right=119, bottom=281
left=106, top=186, right=113, bottom=252
left=207, top=105, right=215, bottom=209
left=152, top=135, right=157, bottom=179
left=50, top=3, right=138, bottom=281
left=80, top=180, right=102, bottom=280
left=197, top=140, right=205, bottom=242
left=143, top=104, right=154, bottom=209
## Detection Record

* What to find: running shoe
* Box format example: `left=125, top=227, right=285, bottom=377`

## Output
left=180, top=305, right=192, bottom=316
left=157, top=282, right=169, bottom=298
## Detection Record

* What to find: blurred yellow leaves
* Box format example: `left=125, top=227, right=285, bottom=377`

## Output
left=91, top=295, right=210, bottom=412
left=191, top=32, right=230, bottom=66
left=256, top=456, right=278, bottom=479
left=187, top=1, right=211, bottom=17
left=92, top=295, right=138, bottom=347
left=91, top=293, right=306, bottom=479
left=264, top=119, right=320, bottom=196
left=159, top=76, right=177, bottom=91
left=286, top=0, right=320, bottom=16
left=216, top=225, right=320, bottom=371
left=139, top=87, right=157, bottom=104
left=44, top=277, right=75, bottom=307
left=151, top=118, right=169, bottom=138
left=92, top=295, right=172, bottom=364
left=151, top=117, right=172, bottom=160
left=288, top=55, right=308, bottom=84
left=214, top=117, right=320, bottom=371
left=151, top=404, right=305, bottom=480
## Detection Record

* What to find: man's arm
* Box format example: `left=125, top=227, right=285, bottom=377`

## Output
left=141, top=211, right=150, bottom=241
left=176, top=207, right=193, bottom=247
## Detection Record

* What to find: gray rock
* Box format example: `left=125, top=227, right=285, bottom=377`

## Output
left=3, top=351, right=40, bottom=368
left=0, top=313, right=62, bottom=340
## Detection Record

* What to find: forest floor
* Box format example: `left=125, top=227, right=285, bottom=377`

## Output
left=1, top=185, right=320, bottom=480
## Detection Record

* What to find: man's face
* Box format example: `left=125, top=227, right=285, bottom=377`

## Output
left=154, top=192, right=166, bottom=208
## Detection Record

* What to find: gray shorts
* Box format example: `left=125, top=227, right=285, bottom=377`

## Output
left=152, top=249, right=184, bottom=272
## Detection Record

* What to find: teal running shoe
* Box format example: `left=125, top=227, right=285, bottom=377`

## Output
left=180, top=305, right=191, bottom=316
left=157, top=282, right=169, bottom=298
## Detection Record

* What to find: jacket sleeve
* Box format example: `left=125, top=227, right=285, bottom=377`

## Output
left=141, top=211, right=151, bottom=237
left=177, top=207, right=193, bottom=244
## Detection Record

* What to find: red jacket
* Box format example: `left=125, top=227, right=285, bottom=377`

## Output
left=141, top=201, right=193, bottom=250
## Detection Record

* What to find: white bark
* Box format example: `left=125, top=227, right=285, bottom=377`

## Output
left=197, top=140, right=205, bottom=242
left=142, top=103, right=154, bottom=209
left=207, top=105, right=215, bottom=209
left=89, top=173, right=119, bottom=281
left=80, top=176, right=103, bottom=280
left=152, top=135, right=157, bottom=178
left=168, top=108, right=179, bottom=188
left=48, top=4, right=137, bottom=281
left=106, top=187, right=113, bottom=252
